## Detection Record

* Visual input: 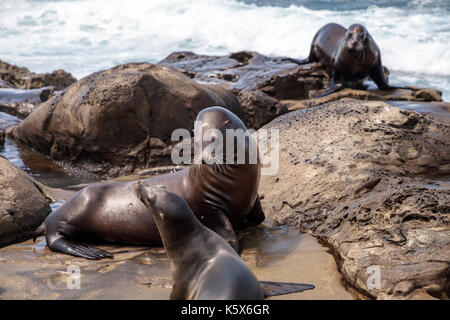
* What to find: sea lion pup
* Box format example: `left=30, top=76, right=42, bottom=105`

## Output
left=285, top=23, right=404, bottom=96
left=33, top=106, right=264, bottom=259
left=138, top=183, right=315, bottom=300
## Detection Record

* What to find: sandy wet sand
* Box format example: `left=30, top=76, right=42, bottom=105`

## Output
left=0, top=222, right=353, bottom=300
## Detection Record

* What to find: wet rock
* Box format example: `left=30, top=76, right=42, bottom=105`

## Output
left=258, top=100, right=450, bottom=299
left=0, top=86, right=54, bottom=118
left=158, top=51, right=323, bottom=129
left=7, top=63, right=242, bottom=177
left=0, top=60, right=76, bottom=91
left=159, top=51, right=327, bottom=99
left=0, top=128, right=4, bottom=145
left=0, top=79, right=12, bottom=88
left=283, top=87, right=444, bottom=112
left=0, top=156, right=51, bottom=246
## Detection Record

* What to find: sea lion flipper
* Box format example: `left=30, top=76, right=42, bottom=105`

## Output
left=49, top=238, right=113, bottom=260
left=206, top=210, right=240, bottom=253
left=315, top=81, right=343, bottom=97
left=259, top=281, right=315, bottom=298
left=369, top=57, right=402, bottom=91
left=238, top=196, right=265, bottom=229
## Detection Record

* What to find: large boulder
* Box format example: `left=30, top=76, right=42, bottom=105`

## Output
left=0, top=156, right=51, bottom=246
left=258, top=100, right=450, bottom=299
left=7, top=63, right=243, bottom=177
left=0, top=60, right=76, bottom=91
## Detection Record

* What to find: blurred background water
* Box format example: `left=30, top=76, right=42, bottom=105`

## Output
left=0, top=0, right=449, bottom=99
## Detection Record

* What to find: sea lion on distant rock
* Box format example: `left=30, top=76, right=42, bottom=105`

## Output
left=286, top=23, right=404, bottom=96
left=34, top=106, right=264, bottom=259
left=138, top=183, right=314, bottom=300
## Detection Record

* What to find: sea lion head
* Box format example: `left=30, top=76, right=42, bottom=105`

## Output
left=193, top=106, right=258, bottom=169
left=345, top=24, right=369, bottom=52
left=137, top=182, right=195, bottom=228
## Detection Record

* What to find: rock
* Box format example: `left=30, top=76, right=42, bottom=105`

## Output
left=0, top=86, right=54, bottom=118
left=0, top=79, right=12, bottom=88
left=258, top=100, right=450, bottom=299
left=159, top=51, right=327, bottom=99
left=283, top=87, right=444, bottom=112
left=7, top=63, right=243, bottom=177
left=0, top=60, right=76, bottom=91
left=232, top=89, right=287, bottom=131
left=413, top=88, right=443, bottom=102
left=158, top=51, right=321, bottom=129
left=0, top=156, right=51, bottom=246
left=0, top=129, right=4, bottom=145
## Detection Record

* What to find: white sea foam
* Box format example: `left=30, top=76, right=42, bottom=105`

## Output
left=0, top=0, right=449, bottom=98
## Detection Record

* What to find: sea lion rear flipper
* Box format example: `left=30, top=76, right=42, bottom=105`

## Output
left=49, top=237, right=114, bottom=260
left=260, top=281, right=315, bottom=298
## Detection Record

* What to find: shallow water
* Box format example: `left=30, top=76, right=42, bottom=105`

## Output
left=0, top=222, right=353, bottom=300
left=1, top=0, right=449, bottom=100
left=0, top=111, right=99, bottom=189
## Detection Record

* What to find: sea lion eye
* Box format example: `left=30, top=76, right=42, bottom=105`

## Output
left=147, top=192, right=156, bottom=204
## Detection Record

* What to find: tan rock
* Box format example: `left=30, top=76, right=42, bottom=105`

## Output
left=7, top=63, right=242, bottom=177
left=0, top=156, right=51, bottom=246
left=258, top=100, right=450, bottom=299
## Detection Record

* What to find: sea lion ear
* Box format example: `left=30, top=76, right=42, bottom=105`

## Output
left=363, top=32, right=368, bottom=42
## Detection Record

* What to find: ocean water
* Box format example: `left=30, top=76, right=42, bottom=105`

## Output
left=0, top=0, right=449, bottom=100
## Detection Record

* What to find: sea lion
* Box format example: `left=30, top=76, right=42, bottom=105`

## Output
left=138, top=183, right=315, bottom=300
left=34, top=106, right=264, bottom=259
left=286, top=23, right=404, bottom=96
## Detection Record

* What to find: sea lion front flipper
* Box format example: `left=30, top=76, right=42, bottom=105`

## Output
left=369, top=57, right=402, bottom=91
left=49, top=237, right=114, bottom=260
left=259, top=281, right=315, bottom=298
left=205, top=210, right=240, bottom=253
left=238, top=196, right=265, bottom=229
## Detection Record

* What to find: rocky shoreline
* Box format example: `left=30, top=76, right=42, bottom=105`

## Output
left=0, top=53, right=449, bottom=299
left=258, top=100, right=450, bottom=299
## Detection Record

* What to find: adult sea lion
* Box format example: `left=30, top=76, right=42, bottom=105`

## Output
left=34, top=106, right=264, bottom=259
left=286, top=23, right=404, bottom=96
left=138, top=183, right=315, bottom=300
